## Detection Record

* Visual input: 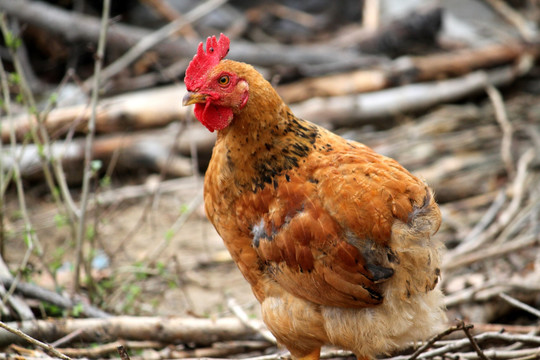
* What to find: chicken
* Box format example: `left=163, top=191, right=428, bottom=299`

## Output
left=182, top=34, right=446, bottom=360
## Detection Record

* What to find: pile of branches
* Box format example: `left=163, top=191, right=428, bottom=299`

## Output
left=0, top=0, right=539, bottom=359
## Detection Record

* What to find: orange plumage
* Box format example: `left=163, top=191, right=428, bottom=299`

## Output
left=183, top=34, right=446, bottom=360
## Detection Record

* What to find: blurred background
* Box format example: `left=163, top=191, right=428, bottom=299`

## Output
left=0, top=0, right=539, bottom=358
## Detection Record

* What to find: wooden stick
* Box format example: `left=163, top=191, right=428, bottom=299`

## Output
left=84, top=0, right=228, bottom=89
left=140, top=0, right=199, bottom=38
left=57, top=340, right=162, bottom=358
left=1, top=127, right=194, bottom=182
left=483, top=0, right=537, bottom=41
left=227, top=296, right=276, bottom=344
left=0, top=257, right=34, bottom=320
left=362, top=0, right=380, bottom=31
left=1, top=85, right=188, bottom=143
left=0, top=320, right=72, bottom=360
left=499, top=293, right=540, bottom=318
left=443, top=234, right=538, bottom=271
left=290, top=63, right=530, bottom=128
left=2, top=44, right=533, bottom=143
left=0, top=276, right=111, bottom=318
left=461, top=322, right=489, bottom=360
left=277, top=42, right=531, bottom=104
left=408, top=322, right=470, bottom=360
left=486, top=84, right=515, bottom=177
left=0, top=0, right=360, bottom=68
left=0, top=316, right=253, bottom=347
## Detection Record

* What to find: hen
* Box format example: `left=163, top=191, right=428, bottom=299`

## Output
left=182, top=34, right=446, bottom=360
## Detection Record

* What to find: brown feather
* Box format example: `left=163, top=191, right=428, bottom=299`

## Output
left=201, top=59, right=446, bottom=359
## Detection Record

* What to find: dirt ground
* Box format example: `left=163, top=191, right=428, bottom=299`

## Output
left=3, top=176, right=259, bottom=320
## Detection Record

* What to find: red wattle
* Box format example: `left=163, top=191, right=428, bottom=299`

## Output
left=194, top=102, right=233, bottom=132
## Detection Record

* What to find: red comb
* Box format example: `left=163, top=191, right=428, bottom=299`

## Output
left=185, top=33, right=230, bottom=90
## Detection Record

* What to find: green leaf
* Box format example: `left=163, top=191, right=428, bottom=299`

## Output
left=179, top=204, right=189, bottom=214
left=100, top=175, right=111, bottom=187
left=36, top=143, right=45, bottom=158
left=8, top=72, right=20, bottom=85
left=48, top=92, right=58, bottom=105
left=23, top=232, right=32, bottom=247
left=42, top=302, right=63, bottom=317
left=164, top=229, right=174, bottom=241
left=71, top=303, right=84, bottom=317
left=156, top=261, right=166, bottom=275
left=5, top=31, right=22, bottom=50
left=86, top=224, right=95, bottom=240
left=53, top=213, right=68, bottom=228
left=91, top=159, right=102, bottom=173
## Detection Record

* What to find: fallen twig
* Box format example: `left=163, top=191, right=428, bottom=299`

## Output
left=0, top=316, right=253, bottom=347
left=486, top=84, right=515, bottom=177
left=290, top=63, right=532, bottom=128
left=443, top=234, right=538, bottom=271
left=499, top=293, right=540, bottom=319
left=0, top=0, right=361, bottom=68
left=140, top=0, right=199, bottom=38
left=58, top=341, right=161, bottom=358
left=278, top=42, right=531, bottom=104
left=1, top=127, right=193, bottom=182
left=444, top=280, right=540, bottom=308
left=84, top=0, right=228, bottom=89
left=461, top=322, right=489, bottom=360
left=167, top=340, right=274, bottom=359
left=483, top=0, right=537, bottom=41
left=0, top=320, right=71, bottom=360
left=445, top=148, right=536, bottom=259
left=0, top=276, right=111, bottom=318
left=408, top=322, right=471, bottom=360
left=0, top=256, right=34, bottom=320
left=0, top=84, right=188, bottom=144
left=227, top=296, right=276, bottom=344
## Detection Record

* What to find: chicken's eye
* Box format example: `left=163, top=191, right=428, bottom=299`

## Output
left=218, top=75, right=230, bottom=86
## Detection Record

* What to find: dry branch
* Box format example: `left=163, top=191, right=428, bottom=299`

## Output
left=227, top=297, right=276, bottom=344
left=86, top=0, right=228, bottom=89
left=278, top=42, right=531, bottom=104
left=0, top=257, right=34, bottom=320
left=3, top=58, right=528, bottom=150
left=0, top=316, right=254, bottom=347
left=483, top=0, right=537, bottom=41
left=59, top=341, right=162, bottom=358
left=290, top=62, right=531, bottom=128
left=443, top=234, right=537, bottom=271
left=0, top=320, right=71, bottom=360
left=164, top=340, right=273, bottom=359
left=1, top=127, right=193, bottom=182
left=0, top=0, right=360, bottom=68
left=0, top=85, right=188, bottom=143
left=0, top=276, right=111, bottom=318
left=140, top=0, right=198, bottom=38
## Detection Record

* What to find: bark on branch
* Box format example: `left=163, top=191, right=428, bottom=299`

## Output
left=0, top=0, right=360, bottom=68
left=0, top=316, right=254, bottom=347
left=278, top=42, right=533, bottom=104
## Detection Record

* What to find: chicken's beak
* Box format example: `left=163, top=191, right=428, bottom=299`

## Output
left=182, top=91, right=207, bottom=106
